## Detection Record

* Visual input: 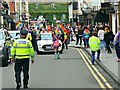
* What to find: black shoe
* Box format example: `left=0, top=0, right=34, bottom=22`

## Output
left=24, top=84, right=28, bottom=89
left=16, top=83, right=21, bottom=89
left=97, top=59, right=101, bottom=62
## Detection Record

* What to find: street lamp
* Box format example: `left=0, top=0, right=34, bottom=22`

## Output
left=113, top=2, right=119, bottom=33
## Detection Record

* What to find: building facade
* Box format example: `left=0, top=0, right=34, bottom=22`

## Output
left=0, top=0, right=29, bottom=29
left=68, top=0, right=120, bottom=34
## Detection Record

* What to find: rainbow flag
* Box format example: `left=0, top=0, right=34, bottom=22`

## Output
left=58, top=23, right=68, bottom=34
left=16, top=21, right=23, bottom=29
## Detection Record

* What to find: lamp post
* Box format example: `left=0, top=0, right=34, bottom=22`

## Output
left=113, top=2, right=119, bottom=34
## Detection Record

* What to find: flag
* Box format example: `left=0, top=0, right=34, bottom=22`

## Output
left=58, top=23, right=68, bottom=34
left=16, top=21, right=23, bottom=29
left=16, top=21, right=20, bottom=27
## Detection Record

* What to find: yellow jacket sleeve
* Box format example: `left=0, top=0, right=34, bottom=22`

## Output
left=10, top=41, right=17, bottom=59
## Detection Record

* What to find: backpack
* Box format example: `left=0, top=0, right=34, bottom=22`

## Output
left=83, top=29, right=90, bottom=39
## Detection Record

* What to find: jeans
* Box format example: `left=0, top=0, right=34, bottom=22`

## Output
left=115, top=42, right=120, bottom=59
left=84, top=39, right=89, bottom=47
left=91, top=50, right=100, bottom=64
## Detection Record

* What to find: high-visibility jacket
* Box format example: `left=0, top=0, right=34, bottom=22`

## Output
left=64, top=34, right=67, bottom=40
left=10, top=38, right=34, bottom=60
left=89, top=36, right=100, bottom=51
left=26, top=33, right=32, bottom=41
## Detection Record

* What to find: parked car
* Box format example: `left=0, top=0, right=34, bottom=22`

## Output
left=0, top=28, right=13, bottom=66
left=8, top=30, right=20, bottom=40
left=37, top=32, right=63, bottom=54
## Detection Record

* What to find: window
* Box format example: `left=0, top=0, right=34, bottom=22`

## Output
left=40, top=34, right=52, bottom=40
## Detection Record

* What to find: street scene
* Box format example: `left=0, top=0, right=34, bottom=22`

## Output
left=0, top=0, right=120, bottom=89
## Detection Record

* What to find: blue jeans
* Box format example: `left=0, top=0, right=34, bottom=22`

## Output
left=115, top=42, right=120, bottom=59
left=91, top=50, right=100, bottom=64
left=84, top=39, right=89, bottom=47
left=100, top=40, right=106, bottom=50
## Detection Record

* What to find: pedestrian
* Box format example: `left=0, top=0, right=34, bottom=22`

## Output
left=114, top=27, right=120, bottom=62
left=31, top=27, right=38, bottom=51
left=70, top=27, right=74, bottom=41
left=89, top=31, right=101, bottom=65
left=60, top=30, right=65, bottom=51
left=52, top=32, right=61, bottom=59
left=87, top=24, right=93, bottom=36
left=76, top=25, right=83, bottom=45
left=83, top=26, right=90, bottom=48
left=63, top=33, right=68, bottom=49
left=97, top=25, right=106, bottom=52
left=10, top=30, right=35, bottom=89
left=75, top=26, right=79, bottom=45
left=104, top=26, right=112, bottom=53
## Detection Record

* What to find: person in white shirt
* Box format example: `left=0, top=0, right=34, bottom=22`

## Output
left=97, top=26, right=106, bottom=51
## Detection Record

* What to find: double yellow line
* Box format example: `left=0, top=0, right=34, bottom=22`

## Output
left=77, top=48, right=113, bottom=89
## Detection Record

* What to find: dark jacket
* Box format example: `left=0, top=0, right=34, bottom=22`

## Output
left=104, top=32, right=111, bottom=44
left=78, top=28, right=83, bottom=36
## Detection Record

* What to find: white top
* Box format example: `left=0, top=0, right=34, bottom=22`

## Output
left=97, top=29, right=105, bottom=40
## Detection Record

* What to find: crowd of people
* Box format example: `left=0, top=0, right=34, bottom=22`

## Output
left=20, top=23, right=120, bottom=63
left=69, top=24, right=120, bottom=63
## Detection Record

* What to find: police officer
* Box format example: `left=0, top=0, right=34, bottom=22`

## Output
left=89, top=31, right=101, bottom=65
left=10, top=30, right=35, bottom=89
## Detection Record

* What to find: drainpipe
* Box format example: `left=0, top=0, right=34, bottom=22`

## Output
left=19, top=0, right=22, bottom=21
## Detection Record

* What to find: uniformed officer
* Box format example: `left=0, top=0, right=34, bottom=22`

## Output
left=10, top=30, right=35, bottom=89
left=89, top=31, right=101, bottom=65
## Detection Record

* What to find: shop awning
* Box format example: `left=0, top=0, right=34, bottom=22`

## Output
left=94, top=12, right=109, bottom=23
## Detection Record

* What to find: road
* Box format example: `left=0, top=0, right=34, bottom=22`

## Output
left=1, top=47, right=119, bottom=89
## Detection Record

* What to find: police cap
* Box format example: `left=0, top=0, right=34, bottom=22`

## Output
left=20, top=30, right=28, bottom=35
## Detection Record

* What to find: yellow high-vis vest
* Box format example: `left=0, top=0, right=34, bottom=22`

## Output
left=26, top=33, right=32, bottom=41
left=89, top=36, right=100, bottom=51
left=10, top=38, right=34, bottom=60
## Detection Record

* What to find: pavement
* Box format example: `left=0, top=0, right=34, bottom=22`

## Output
left=68, top=40, right=120, bottom=85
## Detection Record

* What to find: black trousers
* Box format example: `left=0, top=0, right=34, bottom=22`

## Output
left=76, top=36, right=82, bottom=45
left=14, top=58, right=30, bottom=85
left=106, top=42, right=112, bottom=53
